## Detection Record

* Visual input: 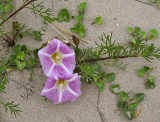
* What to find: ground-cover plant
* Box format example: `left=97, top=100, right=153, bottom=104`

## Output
left=70, top=2, right=87, bottom=37
left=150, top=0, right=160, bottom=6
left=0, top=0, right=160, bottom=121
left=0, top=59, right=22, bottom=117
left=0, top=0, right=14, bottom=19
left=91, top=16, right=103, bottom=25
left=137, top=66, right=155, bottom=89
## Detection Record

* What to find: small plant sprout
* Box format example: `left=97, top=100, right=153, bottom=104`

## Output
left=137, top=66, right=155, bottom=89
left=92, top=16, right=103, bottom=25
left=70, top=2, right=87, bottom=37
left=53, top=8, right=70, bottom=22
left=150, top=0, right=160, bottom=6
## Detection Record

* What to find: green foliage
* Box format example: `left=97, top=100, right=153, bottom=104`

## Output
left=95, top=28, right=160, bottom=63
left=129, top=103, right=138, bottom=110
left=25, top=0, right=52, bottom=20
left=78, top=2, right=87, bottom=10
left=94, top=16, right=103, bottom=25
left=127, top=27, right=158, bottom=45
left=74, top=47, right=107, bottom=91
left=0, top=59, right=10, bottom=93
left=119, top=91, right=129, bottom=102
left=11, top=21, right=43, bottom=41
left=76, top=62, right=107, bottom=91
left=117, top=90, right=145, bottom=120
left=105, top=72, right=115, bottom=82
left=70, top=23, right=85, bottom=37
left=76, top=63, right=101, bottom=83
left=9, top=45, right=36, bottom=71
left=150, top=0, right=160, bottom=6
left=53, top=8, right=70, bottom=22
left=146, top=75, right=155, bottom=89
left=137, top=66, right=155, bottom=89
left=110, top=84, right=145, bottom=120
left=0, top=101, right=22, bottom=117
left=105, top=59, right=128, bottom=71
left=0, top=0, right=13, bottom=17
left=134, top=93, right=145, bottom=103
left=32, top=30, right=43, bottom=41
left=110, top=84, right=120, bottom=94
left=148, top=29, right=158, bottom=39
left=70, top=2, right=87, bottom=37
left=137, top=66, right=152, bottom=77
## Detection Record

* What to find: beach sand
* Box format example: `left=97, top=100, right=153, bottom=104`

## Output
left=1, top=0, right=160, bottom=122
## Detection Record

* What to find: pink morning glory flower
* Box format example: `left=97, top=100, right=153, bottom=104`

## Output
left=38, top=38, right=76, bottom=77
left=41, top=73, right=82, bottom=104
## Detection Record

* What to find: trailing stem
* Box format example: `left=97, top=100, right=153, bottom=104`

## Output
left=0, top=0, right=36, bottom=25
left=85, top=55, right=139, bottom=62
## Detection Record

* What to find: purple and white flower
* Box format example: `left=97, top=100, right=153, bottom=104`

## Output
left=41, top=73, right=82, bottom=104
left=38, top=38, right=76, bottom=77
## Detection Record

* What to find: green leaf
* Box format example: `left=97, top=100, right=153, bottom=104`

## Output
left=17, top=51, right=25, bottom=61
left=123, top=109, right=135, bottom=120
left=143, top=66, right=150, bottom=72
left=9, top=55, right=16, bottom=64
left=119, top=91, right=129, bottom=102
left=118, top=102, right=134, bottom=120
left=139, top=31, right=146, bottom=36
left=135, top=27, right=141, bottom=35
left=106, top=72, right=115, bottom=82
left=110, top=84, right=120, bottom=94
left=0, top=3, right=13, bottom=13
left=32, top=31, right=43, bottom=41
left=128, top=27, right=133, bottom=33
left=33, top=49, right=39, bottom=58
left=57, top=8, right=70, bottom=22
left=16, top=60, right=26, bottom=70
left=130, top=37, right=136, bottom=44
left=95, top=81, right=105, bottom=92
left=75, top=15, right=83, bottom=22
left=146, top=80, right=155, bottom=89
left=4, top=3, right=13, bottom=13
left=94, top=16, right=103, bottom=25
left=70, top=27, right=77, bottom=33
left=27, top=57, right=35, bottom=67
left=70, top=23, right=85, bottom=37
left=134, top=93, right=145, bottom=103
left=78, top=2, right=87, bottom=10
left=149, top=29, right=158, bottom=38
left=147, top=75, right=155, bottom=82
left=137, top=69, right=145, bottom=77
left=137, top=66, right=151, bottom=77
left=12, top=45, right=21, bottom=54
left=150, top=0, right=155, bottom=2
left=118, top=102, right=126, bottom=110
left=129, top=103, right=138, bottom=110
left=21, top=45, right=28, bottom=53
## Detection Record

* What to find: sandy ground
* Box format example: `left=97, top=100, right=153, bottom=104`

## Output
left=1, top=0, right=160, bottom=122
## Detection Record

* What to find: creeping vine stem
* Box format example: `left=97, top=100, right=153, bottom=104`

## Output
left=0, top=0, right=37, bottom=25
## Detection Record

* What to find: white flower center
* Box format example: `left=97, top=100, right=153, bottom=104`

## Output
left=51, top=52, right=62, bottom=63
left=56, top=79, right=68, bottom=90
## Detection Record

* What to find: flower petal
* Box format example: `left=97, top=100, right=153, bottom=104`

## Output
left=38, top=53, right=53, bottom=76
left=62, top=54, right=76, bottom=73
left=40, top=77, right=60, bottom=104
left=41, top=89, right=60, bottom=104
left=61, top=90, right=79, bottom=103
left=59, top=40, right=74, bottom=54
left=68, top=75, right=82, bottom=95
left=49, top=64, right=73, bottom=77
left=39, top=38, right=58, bottom=55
